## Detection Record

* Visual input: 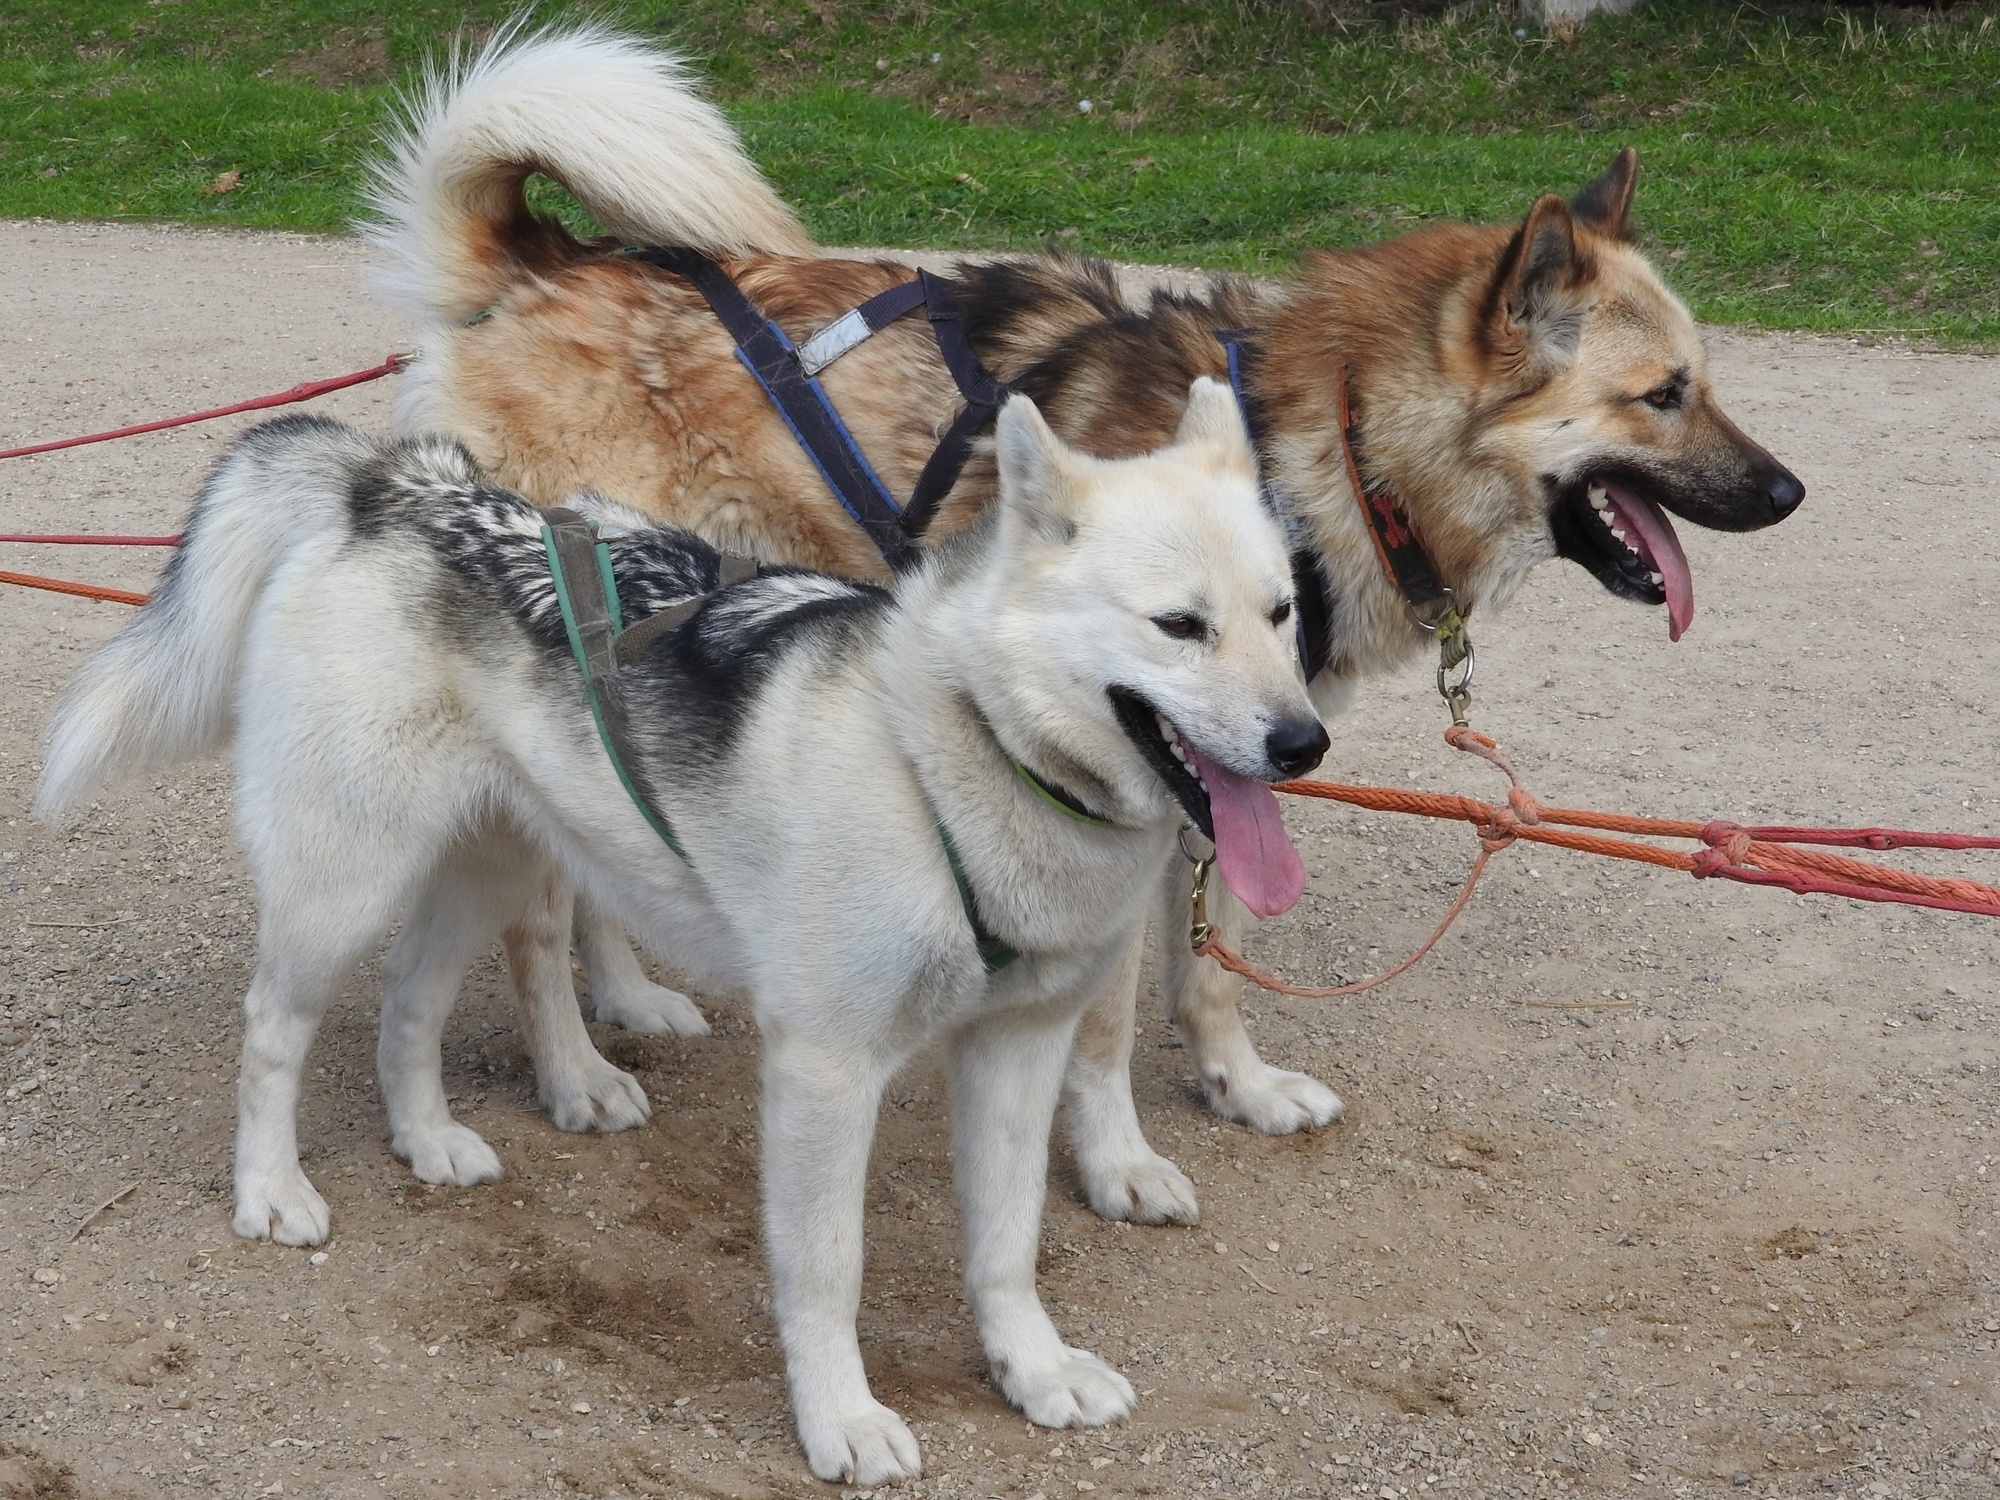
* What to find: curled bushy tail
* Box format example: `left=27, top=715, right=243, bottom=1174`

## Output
left=365, top=19, right=811, bottom=327
left=35, top=416, right=369, bottom=817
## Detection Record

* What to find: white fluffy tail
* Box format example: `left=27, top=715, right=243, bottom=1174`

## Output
left=365, top=20, right=812, bottom=327
left=34, top=417, right=367, bottom=818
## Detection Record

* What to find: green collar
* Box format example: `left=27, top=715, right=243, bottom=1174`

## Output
left=1008, top=754, right=1124, bottom=828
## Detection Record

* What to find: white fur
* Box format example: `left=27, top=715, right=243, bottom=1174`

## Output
left=37, top=382, right=1314, bottom=1483
left=364, top=18, right=810, bottom=329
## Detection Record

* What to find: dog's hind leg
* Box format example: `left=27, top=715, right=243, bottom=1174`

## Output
left=573, top=895, right=710, bottom=1037
left=234, top=872, right=414, bottom=1247
left=955, top=1004, right=1137, bottom=1429
left=377, top=836, right=532, bottom=1188
left=507, top=872, right=651, bottom=1135
left=1062, top=928, right=1198, bottom=1225
left=1152, top=858, right=1344, bottom=1135
left=762, top=1031, right=920, bottom=1485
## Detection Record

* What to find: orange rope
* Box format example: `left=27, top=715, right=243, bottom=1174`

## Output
left=0, top=569, right=149, bottom=607
left=1208, top=724, right=2000, bottom=999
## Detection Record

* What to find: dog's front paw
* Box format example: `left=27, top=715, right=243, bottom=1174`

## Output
left=234, top=1168, right=331, bottom=1246
left=997, top=1346, right=1137, bottom=1429
left=1203, top=1060, right=1344, bottom=1136
left=1079, top=1147, right=1199, bottom=1226
left=543, top=1058, right=651, bottom=1134
left=593, top=978, right=710, bottom=1038
left=393, top=1122, right=504, bottom=1187
left=796, top=1399, right=922, bottom=1485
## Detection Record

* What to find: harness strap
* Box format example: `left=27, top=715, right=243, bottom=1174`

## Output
left=541, top=508, right=691, bottom=861
left=611, top=552, right=760, bottom=666
left=629, top=246, right=920, bottom=573
left=1215, top=329, right=1338, bottom=681
left=935, top=818, right=1020, bottom=973
left=797, top=278, right=930, bottom=375
left=899, top=270, right=1008, bottom=540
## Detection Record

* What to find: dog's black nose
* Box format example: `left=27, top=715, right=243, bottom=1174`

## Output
left=1763, top=463, right=1805, bottom=519
left=1265, top=717, right=1330, bottom=780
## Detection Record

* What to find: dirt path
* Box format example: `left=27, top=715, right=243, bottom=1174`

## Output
left=1, top=219, right=1996, bottom=1500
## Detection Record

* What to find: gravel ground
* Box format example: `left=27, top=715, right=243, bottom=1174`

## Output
left=1, top=219, right=1997, bottom=1500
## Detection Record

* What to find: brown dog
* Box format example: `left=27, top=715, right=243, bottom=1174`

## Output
left=368, top=25, right=1802, bottom=1224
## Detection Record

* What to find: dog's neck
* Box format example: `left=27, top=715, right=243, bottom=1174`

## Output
left=1243, top=229, right=1521, bottom=690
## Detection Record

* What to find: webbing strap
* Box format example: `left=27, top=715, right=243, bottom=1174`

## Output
left=630, top=246, right=920, bottom=572
left=797, top=278, right=929, bottom=374
left=1215, top=329, right=1337, bottom=681
left=900, top=270, right=1007, bottom=540
left=540, top=508, right=689, bottom=862
left=611, top=552, right=760, bottom=666
left=936, top=818, right=1020, bottom=973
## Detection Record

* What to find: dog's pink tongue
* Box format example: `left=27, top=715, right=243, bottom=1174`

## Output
left=1605, top=485, right=1696, bottom=642
left=1185, top=746, right=1308, bottom=919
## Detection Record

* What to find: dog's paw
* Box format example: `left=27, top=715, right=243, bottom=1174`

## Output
left=1079, top=1147, right=1199, bottom=1226
left=1203, top=1060, right=1344, bottom=1136
left=393, top=1122, right=504, bottom=1187
left=543, top=1059, right=651, bottom=1135
left=233, top=1169, right=331, bottom=1247
left=997, top=1346, right=1137, bottom=1429
left=797, top=1399, right=922, bottom=1485
left=593, top=978, right=710, bottom=1038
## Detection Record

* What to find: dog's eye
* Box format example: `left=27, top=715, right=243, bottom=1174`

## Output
left=1270, top=601, right=1293, bottom=627
left=1152, top=612, right=1209, bottom=641
left=1642, top=383, right=1683, bottom=412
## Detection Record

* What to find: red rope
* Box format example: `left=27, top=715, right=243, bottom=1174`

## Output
left=0, top=533, right=182, bottom=546
left=0, top=353, right=410, bottom=461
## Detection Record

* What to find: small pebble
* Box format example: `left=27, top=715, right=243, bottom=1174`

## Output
left=571, top=1401, right=591, bottom=1414
left=1592, top=1395, right=1613, bottom=1411
left=32, top=1268, right=60, bottom=1286
left=1212, top=1241, right=1227, bottom=1255
left=1911, top=1005, right=1935, bottom=1021
left=1731, top=1472, right=1752, bottom=1487
left=308, top=1251, right=328, bottom=1266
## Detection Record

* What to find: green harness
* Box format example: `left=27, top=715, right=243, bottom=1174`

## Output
left=538, top=509, right=1120, bottom=975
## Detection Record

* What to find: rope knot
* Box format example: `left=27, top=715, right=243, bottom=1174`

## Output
left=1701, top=820, right=1754, bottom=865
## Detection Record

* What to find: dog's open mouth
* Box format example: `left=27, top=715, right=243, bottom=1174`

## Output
left=1552, top=473, right=1696, bottom=642
left=1108, top=688, right=1308, bottom=919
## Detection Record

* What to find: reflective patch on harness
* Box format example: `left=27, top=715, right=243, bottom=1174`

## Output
left=797, top=308, right=873, bottom=376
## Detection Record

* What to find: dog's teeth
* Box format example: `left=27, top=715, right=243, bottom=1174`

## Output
left=1170, top=742, right=1189, bottom=765
left=1155, top=712, right=1179, bottom=745
left=1648, top=570, right=1664, bottom=585
left=1588, top=485, right=1610, bottom=511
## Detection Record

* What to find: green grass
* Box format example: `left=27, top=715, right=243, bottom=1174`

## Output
left=4, top=1, right=1998, bottom=341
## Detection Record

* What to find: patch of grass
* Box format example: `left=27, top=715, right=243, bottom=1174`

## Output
left=2, top=2, right=1997, bottom=341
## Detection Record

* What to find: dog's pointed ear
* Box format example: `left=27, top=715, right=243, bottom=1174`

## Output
left=994, top=392, right=1081, bottom=544
left=1171, top=376, right=1259, bottom=481
left=1492, top=193, right=1587, bottom=362
left=1570, top=147, right=1638, bottom=241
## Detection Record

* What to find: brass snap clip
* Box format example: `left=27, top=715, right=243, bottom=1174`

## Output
left=1415, top=592, right=1475, bottom=729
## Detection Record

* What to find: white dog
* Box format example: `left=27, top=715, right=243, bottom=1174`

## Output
left=37, top=380, right=1325, bottom=1482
